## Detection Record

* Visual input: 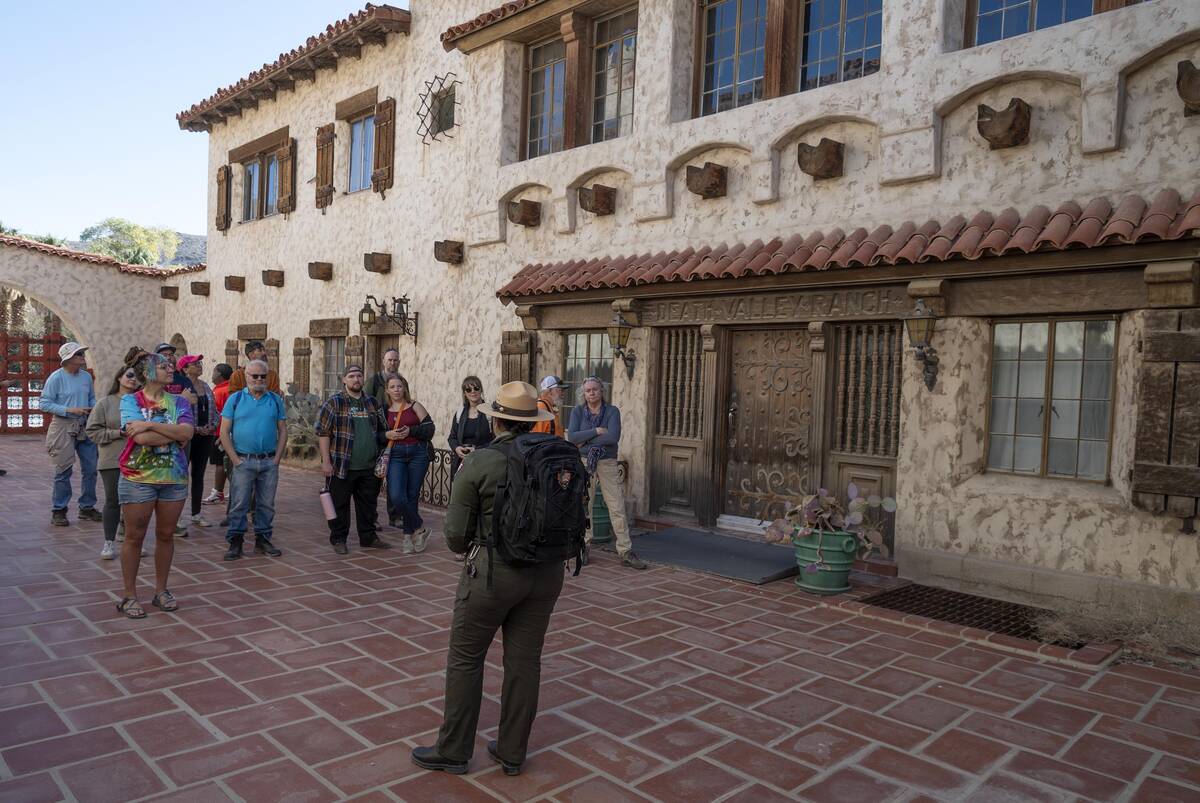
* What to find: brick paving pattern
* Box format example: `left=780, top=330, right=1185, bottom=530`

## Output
left=1, top=433, right=1198, bottom=802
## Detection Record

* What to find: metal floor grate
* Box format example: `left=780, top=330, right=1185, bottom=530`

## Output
left=858, top=583, right=1082, bottom=648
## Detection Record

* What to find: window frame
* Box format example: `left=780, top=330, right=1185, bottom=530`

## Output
left=590, top=5, right=639, bottom=144
left=982, top=315, right=1120, bottom=484
left=239, top=152, right=280, bottom=223
left=695, top=0, right=769, bottom=118
left=798, top=0, right=883, bottom=93
left=964, top=0, right=1135, bottom=48
left=561, top=329, right=615, bottom=430
left=523, top=35, right=569, bottom=160
left=431, top=86, right=457, bottom=137
left=321, top=336, right=347, bottom=400
left=347, top=111, right=376, bottom=194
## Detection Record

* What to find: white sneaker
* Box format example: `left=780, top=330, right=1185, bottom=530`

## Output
left=412, top=527, right=430, bottom=553
left=190, top=515, right=211, bottom=527
left=201, top=489, right=224, bottom=505
left=100, top=541, right=115, bottom=560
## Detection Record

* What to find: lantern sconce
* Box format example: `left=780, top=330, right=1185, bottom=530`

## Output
left=607, top=312, right=636, bottom=380
left=359, top=294, right=419, bottom=343
left=904, top=299, right=939, bottom=391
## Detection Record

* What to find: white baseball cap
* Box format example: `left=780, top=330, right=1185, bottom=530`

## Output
left=58, top=342, right=89, bottom=363
left=539, top=375, right=569, bottom=391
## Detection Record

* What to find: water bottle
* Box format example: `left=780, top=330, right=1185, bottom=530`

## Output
left=319, top=486, right=336, bottom=520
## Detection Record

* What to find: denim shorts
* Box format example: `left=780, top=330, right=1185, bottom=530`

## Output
left=118, top=477, right=188, bottom=504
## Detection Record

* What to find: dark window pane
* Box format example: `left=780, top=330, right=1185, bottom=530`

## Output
left=976, top=12, right=1003, bottom=44
left=1002, top=5, right=1031, bottom=38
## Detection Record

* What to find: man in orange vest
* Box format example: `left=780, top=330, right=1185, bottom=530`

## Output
left=531, top=376, right=568, bottom=437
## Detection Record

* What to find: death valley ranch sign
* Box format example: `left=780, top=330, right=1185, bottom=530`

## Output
left=640, top=286, right=910, bottom=325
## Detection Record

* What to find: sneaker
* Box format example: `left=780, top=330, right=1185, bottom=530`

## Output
left=201, top=489, right=224, bottom=505
left=254, top=539, right=282, bottom=557
left=412, top=528, right=430, bottom=554
left=333, top=542, right=349, bottom=555
left=174, top=523, right=188, bottom=538
left=401, top=534, right=414, bottom=554
left=620, top=551, right=648, bottom=570
left=100, top=541, right=116, bottom=560
left=190, top=514, right=211, bottom=528
left=51, top=509, right=68, bottom=527
left=78, top=507, right=102, bottom=522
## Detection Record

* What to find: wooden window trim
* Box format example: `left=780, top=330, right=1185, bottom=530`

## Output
left=335, top=86, right=379, bottom=121
left=590, top=5, right=639, bottom=143
left=964, top=0, right=1139, bottom=49
left=228, top=126, right=289, bottom=165
left=523, top=34, right=569, bottom=160
left=982, top=314, right=1120, bottom=484
left=239, top=152, right=281, bottom=222
left=694, top=0, right=772, bottom=117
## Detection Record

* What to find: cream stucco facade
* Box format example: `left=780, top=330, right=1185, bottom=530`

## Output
left=160, top=0, right=1200, bottom=611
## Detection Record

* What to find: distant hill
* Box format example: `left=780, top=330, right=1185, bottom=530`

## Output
left=65, top=232, right=206, bottom=267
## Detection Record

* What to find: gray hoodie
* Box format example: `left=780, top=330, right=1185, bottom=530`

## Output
left=85, top=394, right=129, bottom=471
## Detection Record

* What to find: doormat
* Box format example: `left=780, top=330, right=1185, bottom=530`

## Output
left=628, top=528, right=797, bottom=585
left=858, top=584, right=1082, bottom=648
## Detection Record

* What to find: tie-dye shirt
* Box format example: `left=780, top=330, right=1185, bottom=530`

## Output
left=119, top=391, right=194, bottom=485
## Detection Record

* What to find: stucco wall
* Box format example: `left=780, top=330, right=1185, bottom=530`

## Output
left=0, top=246, right=164, bottom=389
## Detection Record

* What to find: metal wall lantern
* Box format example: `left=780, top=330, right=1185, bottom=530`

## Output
left=607, top=312, right=636, bottom=379
left=359, top=294, right=419, bottom=343
left=904, top=299, right=939, bottom=391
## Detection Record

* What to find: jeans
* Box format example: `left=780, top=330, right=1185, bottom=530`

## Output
left=387, top=443, right=429, bottom=534
left=328, top=468, right=381, bottom=545
left=99, top=468, right=120, bottom=541
left=117, top=478, right=188, bottom=504
left=52, top=438, right=98, bottom=511
left=226, top=457, right=278, bottom=543
left=189, top=435, right=213, bottom=516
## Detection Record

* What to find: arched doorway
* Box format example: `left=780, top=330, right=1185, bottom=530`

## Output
left=1, top=286, right=78, bottom=433
left=169, top=332, right=188, bottom=354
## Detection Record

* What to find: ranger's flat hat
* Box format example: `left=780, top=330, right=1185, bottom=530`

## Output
left=480, top=381, right=555, bottom=422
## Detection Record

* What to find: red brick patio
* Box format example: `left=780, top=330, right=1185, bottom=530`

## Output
left=1, top=433, right=1198, bottom=802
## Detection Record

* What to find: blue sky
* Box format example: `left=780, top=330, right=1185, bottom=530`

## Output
left=0, top=1, right=407, bottom=241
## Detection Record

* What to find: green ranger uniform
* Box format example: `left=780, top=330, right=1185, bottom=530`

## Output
left=434, top=430, right=565, bottom=765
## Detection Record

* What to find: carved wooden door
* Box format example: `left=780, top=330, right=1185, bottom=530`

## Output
left=723, top=328, right=813, bottom=520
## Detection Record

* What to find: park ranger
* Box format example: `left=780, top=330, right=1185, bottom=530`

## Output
left=411, top=381, right=561, bottom=777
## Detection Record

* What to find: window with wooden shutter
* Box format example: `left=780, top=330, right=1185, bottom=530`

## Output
left=215, top=164, right=231, bottom=231
left=501, top=330, right=534, bottom=385
left=316, top=123, right=335, bottom=210
left=1133, top=309, right=1200, bottom=524
left=276, top=138, right=297, bottom=214
left=371, top=97, right=395, bottom=197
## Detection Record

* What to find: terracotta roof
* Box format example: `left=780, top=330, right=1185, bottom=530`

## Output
left=441, top=0, right=547, bottom=50
left=177, top=4, right=411, bottom=132
left=0, top=235, right=206, bottom=277
left=497, top=189, right=1200, bottom=299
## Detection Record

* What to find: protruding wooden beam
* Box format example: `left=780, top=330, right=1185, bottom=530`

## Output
left=515, top=304, right=542, bottom=331
left=797, top=138, right=844, bottom=180
left=1145, top=261, right=1199, bottom=307
left=364, top=252, right=392, bottom=273
left=225, top=275, right=246, bottom=292
left=330, top=43, right=361, bottom=59
left=160, top=285, right=179, bottom=300
left=190, top=281, right=210, bottom=297
left=578, top=184, right=616, bottom=216
left=1178, top=60, right=1200, bottom=116
left=261, top=270, right=285, bottom=287
left=286, top=67, right=316, bottom=83
left=308, top=261, right=333, bottom=281
left=507, top=199, right=542, bottom=227
left=686, top=162, right=727, bottom=199
left=434, top=240, right=464, bottom=264
left=977, top=98, right=1031, bottom=149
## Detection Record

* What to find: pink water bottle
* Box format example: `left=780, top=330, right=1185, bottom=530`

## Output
left=319, top=486, right=336, bottom=520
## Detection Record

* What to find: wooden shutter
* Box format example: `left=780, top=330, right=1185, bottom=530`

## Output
left=215, top=164, right=231, bottom=231
left=276, top=138, right=297, bottom=215
left=1133, top=309, right=1200, bottom=522
left=501, top=330, right=534, bottom=385
left=371, top=97, right=395, bottom=197
left=315, top=123, right=335, bottom=211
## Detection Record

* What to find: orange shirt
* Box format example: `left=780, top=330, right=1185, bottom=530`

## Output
left=531, top=396, right=559, bottom=436
left=228, top=366, right=281, bottom=396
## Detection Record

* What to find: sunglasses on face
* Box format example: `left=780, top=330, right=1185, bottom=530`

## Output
left=248, top=374, right=267, bottom=379
left=464, top=386, right=481, bottom=392
left=123, top=372, right=136, bottom=380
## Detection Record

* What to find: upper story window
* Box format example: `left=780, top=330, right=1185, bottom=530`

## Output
left=432, top=87, right=457, bottom=137
left=986, top=319, right=1116, bottom=481
left=242, top=161, right=260, bottom=222
left=526, top=39, right=568, bottom=159
left=592, top=8, right=638, bottom=143
left=348, top=113, right=376, bottom=193
left=969, top=0, right=1139, bottom=47
left=800, top=0, right=882, bottom=91
left=241, top=153, right=278, bottom=222
left=699, top=0, right=767, bottom=116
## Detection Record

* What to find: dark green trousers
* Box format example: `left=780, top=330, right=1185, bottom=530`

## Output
left=435, top=553, right=564, bottom=763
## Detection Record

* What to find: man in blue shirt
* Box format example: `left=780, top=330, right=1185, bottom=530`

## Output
left=40, top=342, right=100, bottom=527
left=218, top=360, right=287, bottom=561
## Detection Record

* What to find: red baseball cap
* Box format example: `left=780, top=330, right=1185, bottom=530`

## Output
left=177, top=354, right=204, bottom=370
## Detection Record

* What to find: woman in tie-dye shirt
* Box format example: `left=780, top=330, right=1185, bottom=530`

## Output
left=115, top=353, right=194, bottom=619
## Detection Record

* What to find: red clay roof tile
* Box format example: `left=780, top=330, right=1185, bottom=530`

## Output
left=441, top=0, right=547, bottom=50
left=1005, top=206, right=1051, bottom=254
left=0, top=235, right=205, bottom=278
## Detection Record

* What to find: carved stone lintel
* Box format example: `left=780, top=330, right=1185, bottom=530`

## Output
left=1178, top=60, right=1200, bottom=116
left=434, top=240, right=465, bottom=264
left=578, top=184, right=616, bottom=216
left=308, top=261, right=333, bottom=281
left=190, top=281, right=210, bottom=297
left=797, top=138, right=844, bottom=180
left=261, top=270, right=285, bottom=287
left=807, top=321, right=830, bottom=352
left=515, top=304, right=542, bottom=331
left=160, top=285, right=179, bottom=300
left=308, top=318, right=350, bottom=338
left=686, top=162, right=727, bottom=199
left=364, top=252, right=391, bottom=273
left=612, top=298, right=642, bottom=326
left=977, top=98, right=1031, bottom=149
left=225, top=275, right=246, bottom=292
left=237, top=324, right=268, bottom=341
left=906, top=278, right=948, bottom=316
left=1145, top=261, right=1200, bottom=307
left=507, top=199, right=542, bottom=227
left=700, top=324, right=720, bottom=352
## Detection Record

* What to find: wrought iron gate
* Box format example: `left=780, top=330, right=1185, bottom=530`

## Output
left=1, top=331, right=64, bottom=433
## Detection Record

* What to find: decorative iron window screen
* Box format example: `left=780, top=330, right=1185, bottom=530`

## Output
left=656, top=327, right=703, bottom=439
left=833, top=322, right=902, bottom=457
left=698, top=0, right=768, bottom=116
left=800, top=0, right=883, bottom=91
left=592, top=7, right=638, bottom=143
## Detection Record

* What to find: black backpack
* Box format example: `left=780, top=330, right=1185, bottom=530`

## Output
left=486, top=433, right=589, bottom=588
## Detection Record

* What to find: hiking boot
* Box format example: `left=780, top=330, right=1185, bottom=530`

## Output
left=254, top=539, right=282, bottom=557
left=410, top=746, right=468, bottom=775
left=51, top=509, right=69, bottom=527
left=411, top=527, right=430, bottom=553
left=78, top=507, right=102, bottom=522
left=620, top=551, right=648, bottom=570
left=333, top=542, right=349, bottom=555
left=361, top=539, right=393, bottom=550
left=401, top=534, right=414, bottom=554
left=224, top=541, right=243, bottom=561
left=486, top=740, right=522, bottom=776
left=100, top=541, right=116, bottom=560
left=201, top=489, right=224, bottom=505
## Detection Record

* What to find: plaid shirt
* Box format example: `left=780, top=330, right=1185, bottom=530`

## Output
left=315, top=391, right=385, bottom=479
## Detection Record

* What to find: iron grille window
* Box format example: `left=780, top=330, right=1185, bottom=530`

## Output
left=656, top=327, right=703, bottom=439
left=833, top=322, right=902, bottom=457
left=800, top=0, right=883, bottom=92
left=322, top=337, right=346, bottom=400
left=432, top=87, right=456, bottom=136
left=348, top=114, right=375, bottom=192
left=699, top=0, right=767, bottom=116
left=969, top=0, right=1123, bottom=47
left=526, top=39, right=567, bottom=159
left=986, top=319, right=1116, bottom=480
left=592, top=8, right=638, bottom=143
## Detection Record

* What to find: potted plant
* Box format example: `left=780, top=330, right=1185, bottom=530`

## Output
left=763, top=484, right=896, bottom=595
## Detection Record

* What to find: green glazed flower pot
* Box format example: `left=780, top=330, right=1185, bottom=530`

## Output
left=793, top=529, right=858, bottom=595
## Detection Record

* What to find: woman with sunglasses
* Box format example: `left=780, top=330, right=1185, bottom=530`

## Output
left=85, top=359, right=143, bottom=560
left=447, top=375, right=493, bottom=479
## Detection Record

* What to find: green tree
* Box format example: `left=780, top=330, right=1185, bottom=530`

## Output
left=79, top=218, right=179, bottom=265
left=0, top=220, right=64, bottom=246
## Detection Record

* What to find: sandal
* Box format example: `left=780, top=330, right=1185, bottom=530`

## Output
left=151, top=590, right=179, bottom=612
left=116, top=598, right=146, bottom=619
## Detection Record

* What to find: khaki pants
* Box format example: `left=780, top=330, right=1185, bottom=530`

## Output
left=585, top=458, right=632, bottom=556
